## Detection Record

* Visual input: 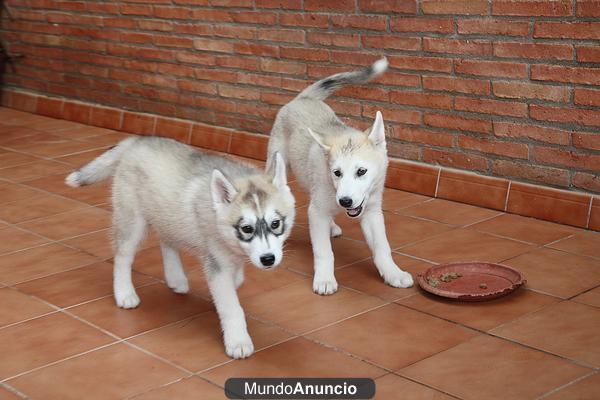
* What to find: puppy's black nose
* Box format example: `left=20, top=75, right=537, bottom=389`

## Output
left=339, top=197, right=353, bottom=208
left=260, top=254, right=275, bottom=267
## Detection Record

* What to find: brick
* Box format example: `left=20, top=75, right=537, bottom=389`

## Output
left=534, top=22, right=600, bottom=40
left=120, top=32, right=153, bottom=44
left=336, top=86, right=389, bottom=102
left=328, top=100, right=362, bottom=117
left=280, top=13, right=328, bottom=28
left=136, top=20, right=174, bottom=32
left=122, top=112, right=156, bottom=135
left=362, top=35, right=421, bottom=51
left=363, top=104, right=421, bottom=125
left=390, top=17, right=454, bottom=33
left=307, top=32, right=360, bottom=48
left=260, top=59, right=305, bottom=75
left=377, top=72, right=421, bottom=88
left=231, top=11, right=277, bottom=24
left=423, top=76, right=490, bottom=95
left=573, top=173, right=600, bottom=193
left=177, top=80, right=217, bottom=95
left=154, top=36, right=193, bottom=48
left=63, top=102, right=91, bottom=124
left=218, top=85, right=260, bottom=101
left=493, top=81, right=570, bottom=102
left=424, top=37, right=491, bottom=56
left=455, top=97, right=528, bottom=117
left=216, top=56, right=259, bottom=71
left=422, top=148, right=488, bottom=171
left=359, top=0, right=417, bottom=13
left=234, top=42, right=279, bottom=57
left=155, top=117, right=192, bottom=143
left=390, top=91, right=453, bottom=110
left=531, top=105, right=600, bottom=127
left=257, top=28, right=304, bottom=44
left=256, top=0, right=302, bottom=9
left=193, top=38, right=233, bottom=53
left=577, top=46, right=600, bottom=63
left=237, top=73, right=281, bottom=88
left=90, top=107, right=122, bottom=130
left=305, top=0, right=355, bottom=12
left=573, top=133, right=600, bottom=151
left=280, top=47, right=329, bottom=62
left=459, top=136, right=528, bottom=159
left=176, top=52, right=216, bottom=65
left=153, top=6, right=191, bottom=19
left=492, top=0, right=573, bottom=16
left=387, top=142, right=421, bottom=160
left=492, top=160, right=570, bottom=187
left=424, top=113, right=493, bottom=134
left=532, top=65, right=600, bottom=85
left=455, top=59, right=527, bottom=78
left=493, top=42, right=573, bottom=61
left=260, top=91, right=295, bottom=105
left=36, top=96, right=63, bottom=118
left=493, top=122, right=570, bottom=145
left=214, top=26, right=256, bottom=40
left=534, top=146, right=600, bottom=171
left=393, top=126, right=454, bottom=147
left=328, top=51, right=382, bottom=67
left=457, top=18, right=529, bottom=36
left=577, top=0, right=600, bottom=16
left=210, top=0, right=253, bottom=7
left=388, top=55, right=452, bottom=73
left=331, top=15, right=387, bottom=31
left=120, top=4, right=152, bottom=16
left=422, top=0, right=488, bottom=15
left=574, top=88, right=600, bottom=107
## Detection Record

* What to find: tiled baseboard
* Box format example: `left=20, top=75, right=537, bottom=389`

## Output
left=2, top=88, right=598, bottom=231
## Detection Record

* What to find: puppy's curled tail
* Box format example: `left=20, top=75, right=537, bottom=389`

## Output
left=65, top=137, right=137, bottom=187
left=297, top=57, right=388, bottom=101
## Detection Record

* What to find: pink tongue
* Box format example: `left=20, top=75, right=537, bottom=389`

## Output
left=347, top=207, right=361, bottom=216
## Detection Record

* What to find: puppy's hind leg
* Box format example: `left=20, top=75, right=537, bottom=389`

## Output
left=160, top=242, right=189, bottom=294
left=112, top=211, right=147, bottom=309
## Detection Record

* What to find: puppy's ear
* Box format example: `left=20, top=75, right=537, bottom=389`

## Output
left=211, top=169, right=237, bottom=206
left=270, top=152, right=287, bottom=188
left=368, top=111, right=386, bottom=149
left=307, top=127, right=331, bottom=151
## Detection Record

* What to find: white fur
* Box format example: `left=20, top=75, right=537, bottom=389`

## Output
left=372, top=57, right=389, bottom=75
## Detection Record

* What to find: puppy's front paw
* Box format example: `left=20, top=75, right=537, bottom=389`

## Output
left=313, top=275, right=338, bottom=295
left=167, top=277, right=189, bottom=294
left=225, top=334, right=254, bottom=359
left=115, top=290, right=140, bottom=309
left=383, top=269, right=414, bottom=288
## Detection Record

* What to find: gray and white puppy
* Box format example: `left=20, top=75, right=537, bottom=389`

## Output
left=267, top=58, right=413, bottom=296
left=66, top=137, right=295, bottom=358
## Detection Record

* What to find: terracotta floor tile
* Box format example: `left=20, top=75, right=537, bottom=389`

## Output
left=503, top=248, right=600, bottom=298
left=309, top=304, right=476, bottom=371
left=22, top=118, right=83, bottom=132
left=0, top=243, right=98, bottom=285
left=288, top=180, right=310, bottom=207
left=56, top=147, right=112, bottom=166
left=8, top=139, right=107, bottom=158
left=0, top=226, right=48, bottom=254
left=336, top=254, right=432, bottom=301
left=382, top=188, right=431, bottom=213
left=492, top=301, right=600, bottom=367
left=132, top=246, right=203, bottom=279
left=0, top=126, right=42, bottom=143
left=201, top=337, right=386, bottom=386
left=18, top=206, right=111, bottom=240
left=400, top=335, right=590, bottom=400
left=70, top=283, right=212, bottom=338
left=400, top=228, right=532, bottom=264
left=0, top=150, right=41, bottom=168
left=0, top=387, right=22, bottom=400
left=549, top=231, right=600, bottom=259
left=25, top=173, right=111, bottom=205
left=61, top=229, right=114, bottom=259
left=0, top=312, right=113, bottom=379
left=573, top=287, right=600, bottom=308
left=399, top=198, right=501, bottom=226
left=0, top=159, right=72, bottom=182
left=80, top=131, right=131, bottom=147
left=0, top=193, right=86, bottom=224
left=16, top=261, right=155, bottom=308
left=9, top=343, right=185, bottom=400
left=294, top=205, right=308, bottom=225
left=470, top=213, right=577, bottom=245
left=543, top=372, right=600, bottom=400
left=398, top=288, right=559, bottom=331
left=242, top=280, right=384, bottom=334
left=374, top=374, right=454, bottom=400
left=0, top=181, right=39, bottom=204
left=0, top=288, right=53, bottom=327
left=49, top=125, right=111, bottom=140
left=131, top=377, right=224, bottom=400
left=130, top=311, right=293, bottom=372
left=337, top=212, right=454, bottom=249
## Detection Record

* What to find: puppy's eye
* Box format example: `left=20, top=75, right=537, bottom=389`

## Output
left=357, top=168, right=367, bottom=177
left=241, top=225, right=254, bottom=234
left=333, top=169, right=342, bottom=177
left=270, top=220, right=280, bottom=230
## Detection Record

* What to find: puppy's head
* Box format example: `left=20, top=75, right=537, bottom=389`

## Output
left=308, top=111, right=388, bottom=219
left=210, top=154, right=295, bottom=269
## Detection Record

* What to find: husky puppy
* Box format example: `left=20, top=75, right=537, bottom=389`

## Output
left=66, top=137, right=294, bottom=358
left=266, top=58, right=413, bottom=295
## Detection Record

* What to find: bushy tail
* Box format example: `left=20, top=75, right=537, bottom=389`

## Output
left=65, top=137, right=137, bottom=187
left=297, top=57, right=388, bottom=101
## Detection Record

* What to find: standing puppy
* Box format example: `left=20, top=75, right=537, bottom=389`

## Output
left=66, top=137, right=295, bottom=358
left=267, top=58, right=413, bottom=295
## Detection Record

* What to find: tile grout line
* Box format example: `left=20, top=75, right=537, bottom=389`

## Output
left=504, top=180, right=512, bottom=212
left=585, top=195, right=593, bottom=229
left=0, top=382, right=28, bottom=399
left=536, top=371, right=598, bottom=400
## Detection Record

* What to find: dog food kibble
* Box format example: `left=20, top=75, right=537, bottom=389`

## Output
left=479, top=283, right=488, bottom=289
left=428, top=277, right=440, bottom=287
left=439, top=272, right=462, bottom=282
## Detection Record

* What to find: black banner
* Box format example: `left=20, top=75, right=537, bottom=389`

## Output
left=224, top=378, right=376, bottom=399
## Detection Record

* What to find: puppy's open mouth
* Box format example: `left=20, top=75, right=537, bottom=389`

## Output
left=346, top=200, right=364, bottom=218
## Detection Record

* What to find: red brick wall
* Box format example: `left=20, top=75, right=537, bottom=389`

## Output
left=1, top=0, right=599, bottom=193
